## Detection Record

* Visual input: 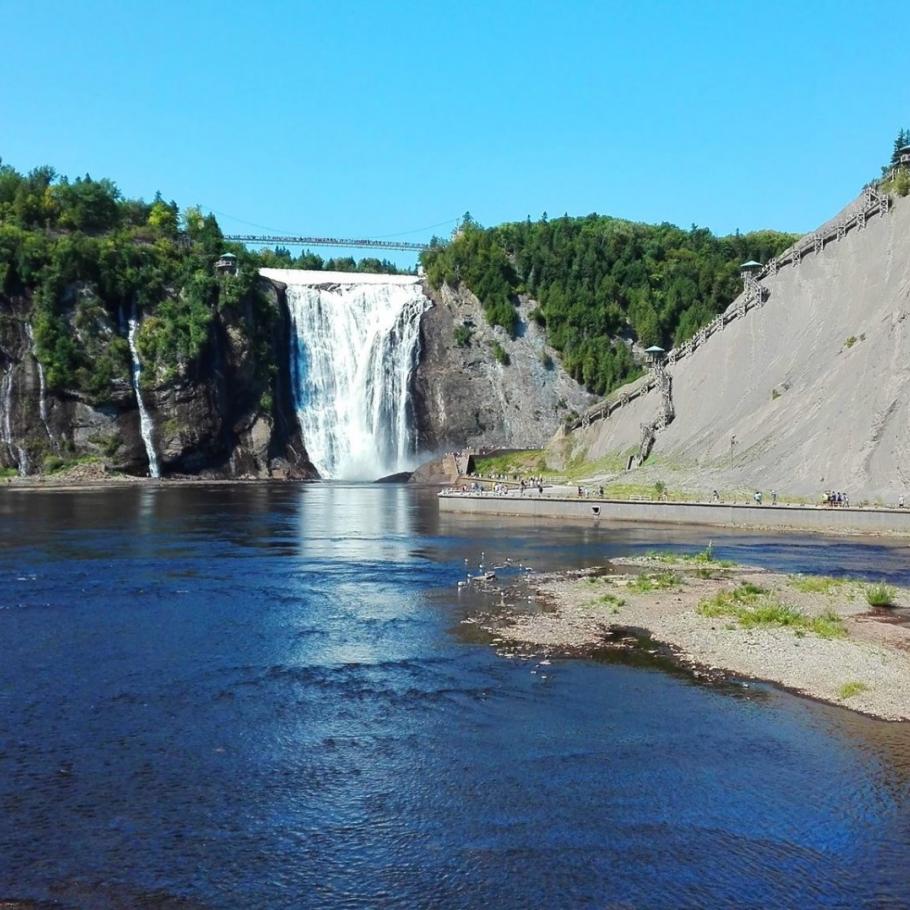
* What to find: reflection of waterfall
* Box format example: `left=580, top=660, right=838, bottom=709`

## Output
left=261, top=269, right=429, bottom=480
left=127, top=317, right=161, bottom=478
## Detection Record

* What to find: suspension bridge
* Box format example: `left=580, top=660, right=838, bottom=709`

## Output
left=224, top=234, right=431, bottom=252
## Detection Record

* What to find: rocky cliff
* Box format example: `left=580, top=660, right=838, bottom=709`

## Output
left=0, top=278, right=316, bottom=479
left=552, top=189, right=910, bottom=503
left=412, top=283, right=595, bottom=452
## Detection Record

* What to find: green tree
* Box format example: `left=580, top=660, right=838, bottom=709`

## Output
left=148, top=199, right=179, bottom=235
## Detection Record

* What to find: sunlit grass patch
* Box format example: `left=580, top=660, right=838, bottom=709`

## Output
left=865, top=583, right=897, bottom=607
left=697, top=589, right=845, bottom=639
left=628, top=570, right=681, bottom=593
left=737, top=603, right=808, bottom=630
left=731, top=581, right=767, bottom=603
left=582, top=592, right=626, bottom=613
left=473, top=449, right=548, bottom=476
left=789, top=575, right=845, bottom=595
left=838, top=681, right=869, bottom=699
left=644, top=547, right=734, bottom=568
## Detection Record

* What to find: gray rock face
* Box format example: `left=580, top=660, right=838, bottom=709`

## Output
left=412, top=284, right=595, bottom=452
left=556, top=189, right=910, bottom=503
left=0, top=279, right=316, bottom=479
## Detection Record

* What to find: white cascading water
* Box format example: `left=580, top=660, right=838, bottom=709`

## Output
left=1, top=367, right=15, bottom=466
left=26, top=323, right=54, bottom=446
left=260, top=269, right=430, bottom=480
left=127, top=316, right=161, bottom=478
left=0, top=366, right=27, bottom=476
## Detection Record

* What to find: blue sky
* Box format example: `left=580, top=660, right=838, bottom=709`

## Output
left=1, top=0, right=907, bottom=267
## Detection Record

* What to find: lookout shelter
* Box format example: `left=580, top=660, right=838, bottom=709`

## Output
left=740, top=259, right=762, bottom=275
left=645, top=345, right=666, bottom=366
left=740, top=259, right=762, bottom=286
left=215, top=252, right=238, bottom=276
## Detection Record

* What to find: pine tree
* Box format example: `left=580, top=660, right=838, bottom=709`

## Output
left=891, top=128, right=909, bottom=166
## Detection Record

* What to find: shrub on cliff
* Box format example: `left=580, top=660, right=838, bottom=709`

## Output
left=490, top=340, right=510, bottom=366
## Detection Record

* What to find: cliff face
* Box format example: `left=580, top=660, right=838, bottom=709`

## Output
left=0, top=278, right=316, bottom=479
left=554, top=190, right=910, bottom=503
left=412, top=284, right=595, bottom=452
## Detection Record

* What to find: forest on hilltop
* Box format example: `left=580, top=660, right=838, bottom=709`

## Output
left=0, top=159, right=402, bottom=401
left=3, top=132, right=905, bottom=406
left=421, top=128, right=909, bottom=397
left=421, top=215, right=797, bottom=396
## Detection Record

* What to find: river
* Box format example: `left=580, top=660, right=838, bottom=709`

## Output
left=1, top=484, right=909, bottom=908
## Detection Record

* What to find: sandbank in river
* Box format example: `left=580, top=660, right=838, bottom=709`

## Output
left=467, top=555, right=910, bottom=721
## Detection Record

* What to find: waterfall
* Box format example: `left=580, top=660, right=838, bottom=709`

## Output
left=0, top=366, right=27, bottom=476
left=127, top=316, right=161, bottom=478
left=1, top=367, right=14, bottom=465
left=261, top=269, right=429, bottom=480
left=25, top=323, right=54, bottom=446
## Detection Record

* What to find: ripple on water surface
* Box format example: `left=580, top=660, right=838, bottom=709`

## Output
left=0, top=484, right=909, bottom=909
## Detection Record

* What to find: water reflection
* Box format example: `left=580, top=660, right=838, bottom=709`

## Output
left=0, top=483, right=909, bottom=908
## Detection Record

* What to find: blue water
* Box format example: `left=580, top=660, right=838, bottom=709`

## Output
left=1, top=484, right=909, bottom=909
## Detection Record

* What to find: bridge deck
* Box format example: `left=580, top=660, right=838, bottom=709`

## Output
left=225, top=234, right=429, bottom=252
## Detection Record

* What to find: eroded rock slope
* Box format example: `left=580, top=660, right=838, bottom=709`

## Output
left=413, top=284, right=595, bottom=452
left=556, top=190, right=910, bottom=502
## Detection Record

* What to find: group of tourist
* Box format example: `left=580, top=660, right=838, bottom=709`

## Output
left=576, top=485, right=606, bottom=499
left=518, top=479, right=545, bottom=496
left=457, top=482, right=483, bottom=493
left=823, top=490, right=850, bottom=508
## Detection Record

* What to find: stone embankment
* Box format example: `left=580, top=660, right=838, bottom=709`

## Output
left=438, top=490, right=910, bottom=536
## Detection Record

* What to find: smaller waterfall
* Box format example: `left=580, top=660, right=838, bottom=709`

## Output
left=1, top=367, right=14, bottom=464
left=16, top=445, right=29, bottom=476
left=26, top=323, right=54, bottom=446
left=127, top=317, right=161, bottom=478
left=1, top=366, right=26, bottom=476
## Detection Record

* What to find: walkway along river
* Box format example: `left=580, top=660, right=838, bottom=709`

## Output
left=438, top=488, right=910, bottom=536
